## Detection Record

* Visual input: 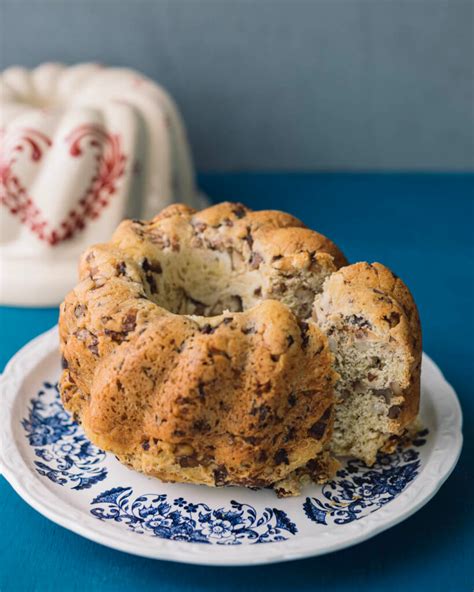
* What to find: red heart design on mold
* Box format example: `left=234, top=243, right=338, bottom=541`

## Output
left=0, top=124, right=126, bottom=245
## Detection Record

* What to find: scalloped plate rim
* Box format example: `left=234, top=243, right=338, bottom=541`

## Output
left=0, top=326, right=463, bottom=566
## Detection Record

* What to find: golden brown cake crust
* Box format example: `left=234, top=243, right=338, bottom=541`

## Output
left=59, top=202, right=344, bottom=491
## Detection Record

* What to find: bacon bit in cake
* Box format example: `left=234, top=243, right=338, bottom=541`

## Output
left=242, top=326, right=256, bottom=335
left=104, top=329, right=127, bottom=343
left=320, top=407, right=332, bottom=421
left=213, top=466, right=228, bottom=486
left=274, top=487, right=293, bottom=498
left=122, top=311, right=137, bottom=333
left=250, top=404, right=272, bottom=423
left=388, top=405, right=401, bottom=419
left=88, top=341, right=99, bottom=356
left=179, top=455, right=199, bottom=468
left=383, top=311, right=401, bottom=328
left=308, top=408, right=332, bottom=439
left=256, top=381, right=272, bottom=395
left=242, top=436, right=259, bottom=445
left=233, top=205, right=247, bottom=219
left=309, top=420, right=327, bottom=440
left=193, top=420, right=211, bottom=433
left=274, top=448, right=289, bottom=465
left=299, top=321, right=310, bottom=348
left=371, top=356, right=383, bottom=369
left=243, top=227, right=253, bottom=248
left=116, top=261, right=127, bottom=276
left=141, top=257, right=162, bottom=274
left=74, top=305, right=85, bottom=318
left=348, top=315, right=372, bottom=329
left=148, top=232, right=171, bottom=249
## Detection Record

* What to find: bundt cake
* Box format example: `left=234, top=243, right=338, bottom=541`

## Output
left=59, top=202, right=421, bottom=496
left=0, top=62, right=203, bottom=305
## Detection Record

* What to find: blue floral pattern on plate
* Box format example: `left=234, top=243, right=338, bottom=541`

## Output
left=90, top=487, right=298, bottom=544
left=21, top=380, right=429, bottom=542
left=303, top=434, right=428, bottom=525
left=22, top=381, right=108, bottom=490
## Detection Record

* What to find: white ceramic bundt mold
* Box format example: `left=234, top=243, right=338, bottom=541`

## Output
left=0, top=63, right=205, bottom=306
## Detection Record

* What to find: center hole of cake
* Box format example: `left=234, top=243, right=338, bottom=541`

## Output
left=141, top=250, right=263, bottom=317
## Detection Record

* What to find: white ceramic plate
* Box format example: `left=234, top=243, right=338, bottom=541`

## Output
left=0, top=327, right=463, bottom=566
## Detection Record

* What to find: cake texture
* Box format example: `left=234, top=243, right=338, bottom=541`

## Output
left=313, top=262, right=422, bottom=465
left=0, top=62, right=203, bottom=305
left=59, top=201, right=421, bottom=495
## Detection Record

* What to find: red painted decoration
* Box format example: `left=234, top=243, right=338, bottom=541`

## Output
left=0, top=125, right=126, bottom=245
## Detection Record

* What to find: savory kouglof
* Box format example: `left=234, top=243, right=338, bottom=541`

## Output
left=59, top=202, right=421, bottom=496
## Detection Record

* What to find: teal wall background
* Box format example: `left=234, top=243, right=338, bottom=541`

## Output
left=0, top=0, right=473, bottom=171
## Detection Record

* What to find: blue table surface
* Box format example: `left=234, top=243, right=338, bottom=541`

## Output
left=1, top=173, right=473, bottom=592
